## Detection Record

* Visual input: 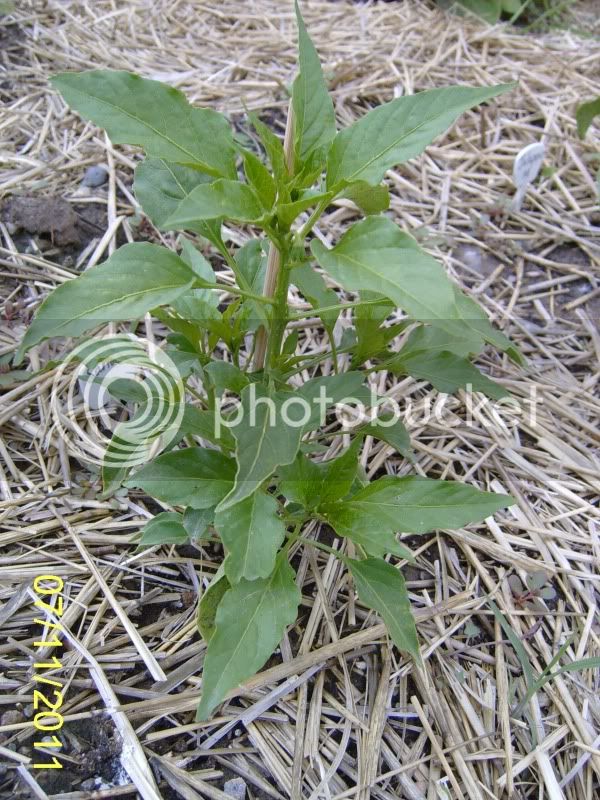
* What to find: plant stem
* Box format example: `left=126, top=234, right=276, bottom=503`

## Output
left=253, top=104, right=296, bottom=371
left=295, top=194, right=333, bottom=242
left=266, top=238, right=292, bottom=370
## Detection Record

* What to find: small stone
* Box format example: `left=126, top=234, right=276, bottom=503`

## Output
left=82, top=165, right=108, bottom=188
left=1, top=710, right=24, bottom=726
left=224, top=777, right=246, bottom=800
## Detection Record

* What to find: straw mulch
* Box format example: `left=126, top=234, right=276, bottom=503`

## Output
left=1, top=1, right=599, bottom=798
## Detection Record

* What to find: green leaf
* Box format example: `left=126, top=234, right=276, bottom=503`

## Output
left=326, top=83, right=513, bottom=187
left=138, top=512, right=188, bottom=548
left=217, top=385, right=305, bottom=511
left=216, top=373, right=371, bottom=512
left=197, top=568, right=230, bottom=642
left=197, top=556, right=301, bottom=719
left=390, top=349, right=507, bottom=400
left=292, top=263, right=340, bottom=330
left=243, top=150, right=277, bottom=208
left=312, top=217, right=517, bottom=357
left=204, top=361, right=249, bottom=397
left=347, top=558, right=419, bottom=658
left=312, top=216, right=455, bottom=327
left=235, top=240, right=269, bottom=330
left=215, top=491, right=285, bottom=582
left=179, top=238, right=215, bottom=282
left=133, top=158, right=212, bottom=229
left=0, top=1, right=15, bottom=14
left=279, top=438, right=360, bottom=509
left=351, top=291, right=395, bottom=367
left=277, top=190, right=331, bottom=228
left=398, top=324, right=483, bottom=360
left=452, top=288, right=522, bottom=362
left=183, top=506, right=215, bottom=540
left=296, top=371, right=372, bottom=430
left=279, top=453, right=324, bottom=509
left=248, top=112, right=287, bottom=185
left=292, top=1, right=336, bottom=166
left=341, top=181, right=390, bottom=215
left=178, top=406, right=235, bottom=450
left=456, top=0, right=501, bottom=23
left=125, top=447, right=235, bottom=509
left=164, top=180, right=264, bottom=227
left=322, top=476, right=513, bottom=547
left=52, top=70, right=236, bottom=178
left=359, top=415, right=412, bottom=459
left=17, top=243, right=195, bottom=360
left=576, top=97, right=600, bottom=139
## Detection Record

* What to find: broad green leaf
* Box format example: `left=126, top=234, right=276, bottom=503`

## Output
left=133, top=158, right=212, bottom=229
left=452, top=288, right=522, bottom=362
left=197, top=568, right=229, bottom=642
left=348, top=558, right=419, bottom=658
left=52, top=70, right=236, bottom=177
left=204, top=361, right=249, bottom=397
left=217, top=374, right=368, bottom=511
left=178, top=406, right=235, bottom=450
left=279, top=438, right=360, bottom=509
left=351, top=291, right=395, bottom=367
left=179, top=238, right=215, bottom=283
left=292, top=263, right=340, bottom=330
left=341, top=181, right=390, bottom=214
left=326, top=83, right=513, bottom=187
left=576, top=97, right=600, bottom=139
left=164, top=180, right=264, bottom=227
left=398, top=324, right=483, bottom=360
left=296, top=371, right=373, bottom=430
left=315, top=438, right=361, bottom=504
left=322, top=476, right=513, bottom=543
left=17, top=243, right=195, bottom=360
left=389, top=349, right=507, bottom=400
left=125, top=447, right=235, bottom=509
left=456, top=0, right=501, bottom=23
left=171, top=289, right=220, bottom=327
left=279, top=452, right=324, bottom=509
left=197, top=556, right=301, bottom=719
left=312, top=216, right=455, bottom=328
left=292, top=0, right=336, bottom=166
left=215, top=491, right=285, bottom=582
left=243, top=150, right=277, bottom=208
left=183, top=506, right=215, bottom=540
left=138, top=512, right=188, bottom=548
left=217, top=385, right=305, bottom=511
left=359, top=414, right=412, bottom=459
left=235, top=239, right=268, bottom=329
left=312, top=217, right=517, bottom=357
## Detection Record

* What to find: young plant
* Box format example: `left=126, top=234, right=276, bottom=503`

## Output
left=17, top=2, right=519, bottom=719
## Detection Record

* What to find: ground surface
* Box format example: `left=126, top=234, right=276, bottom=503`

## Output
left=0, top=1, right=599, bottom=799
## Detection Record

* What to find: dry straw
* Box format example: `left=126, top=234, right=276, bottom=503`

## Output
left=0, top=1, right=599, bottom=798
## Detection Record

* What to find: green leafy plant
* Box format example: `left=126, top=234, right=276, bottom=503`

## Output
left=446, top=0, right=573, bottom=27
left=576, top=96, right=600, bottom=202
left=17, top=2, right=519, bottom=719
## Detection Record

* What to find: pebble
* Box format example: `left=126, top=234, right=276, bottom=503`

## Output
left=82, top=165, right=108, bottom=188
left=224, top=777, right=246, bottom=800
